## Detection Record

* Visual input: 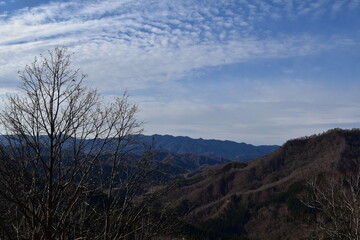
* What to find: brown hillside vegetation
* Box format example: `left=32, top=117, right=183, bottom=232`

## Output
left=169, top=128, right=360, bottom=240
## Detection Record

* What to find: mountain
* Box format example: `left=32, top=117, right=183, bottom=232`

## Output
left=140, top=134, right=279, bottom=161
left=156, top=151, right=231, bottom=174
left=168, top=128, right=360, bottom=239
left=0, top=134, right=278, bottom=175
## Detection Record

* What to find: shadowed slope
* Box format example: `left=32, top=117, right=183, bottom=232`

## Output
left=169, top=129, right=360, bottom=239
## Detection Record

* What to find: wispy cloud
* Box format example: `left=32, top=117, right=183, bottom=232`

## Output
left=0, top=0, right=355, bottom=91
left=0, top=0, right=359, bottom=144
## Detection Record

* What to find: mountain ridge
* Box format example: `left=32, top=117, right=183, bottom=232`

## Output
left=140, top=134, right=279, bottom=161
left=168, top=128, right=360, bottom=239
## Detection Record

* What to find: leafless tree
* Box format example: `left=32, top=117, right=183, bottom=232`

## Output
left=301, top=170, right=360, bottom=240
left=0, top=47, right=174, bottom=240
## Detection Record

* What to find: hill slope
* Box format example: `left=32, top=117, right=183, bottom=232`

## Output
left=156, top=151, right=231, bottom=173
left=169, top=129, right=360, bottom=239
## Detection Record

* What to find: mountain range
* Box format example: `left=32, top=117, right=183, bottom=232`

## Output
left=139, top=134, right=279, bottom=175
left=3, top=129, right=358, bottom=239
left=140, top=134, right=279, bottom=161
left=166, top=128, right=360, bottom=239
left=0, top=134, right=279, bottom=174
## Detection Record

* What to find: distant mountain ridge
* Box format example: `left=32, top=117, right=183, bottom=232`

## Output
left=140, top=134, right=279, bottom=161
left=0, top=134, right=279, bottom=174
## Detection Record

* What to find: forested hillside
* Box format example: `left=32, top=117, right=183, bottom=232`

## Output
left=168, top=129, right=360, bottom=240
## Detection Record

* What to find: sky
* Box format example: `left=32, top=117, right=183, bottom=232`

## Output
left=0, top=0, right=359, bottom=145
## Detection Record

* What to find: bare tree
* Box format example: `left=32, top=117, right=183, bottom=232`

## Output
left=301, top=170, right=360, bottom=240
left=0, top=47, right=173, bottom=240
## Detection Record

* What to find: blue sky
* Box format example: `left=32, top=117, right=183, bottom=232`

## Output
left=0, top=0, right=359, bottom=145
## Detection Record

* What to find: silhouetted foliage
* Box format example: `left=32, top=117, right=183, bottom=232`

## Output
left=0, top=48, right=177, bottom=240
left=301, top=170, right=360, bottom=240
